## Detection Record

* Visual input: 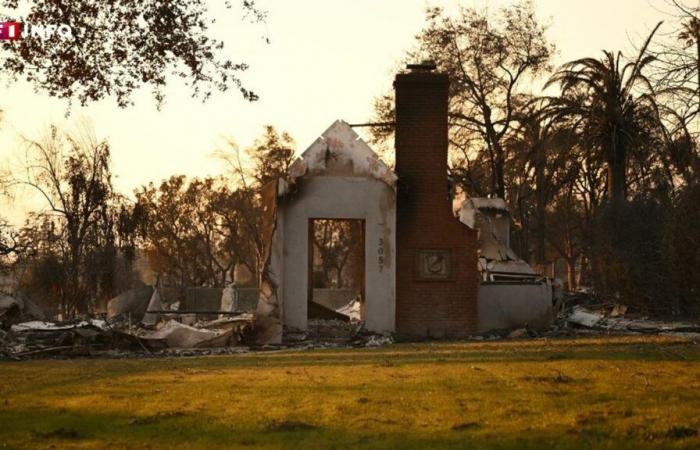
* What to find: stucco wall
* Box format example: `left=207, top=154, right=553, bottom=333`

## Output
left=278, top=176, right=396, bottom=333
left=477, top=281, right=553, bottom=332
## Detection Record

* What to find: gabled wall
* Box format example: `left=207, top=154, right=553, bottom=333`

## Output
left=272, top=121, right=397, bottom=333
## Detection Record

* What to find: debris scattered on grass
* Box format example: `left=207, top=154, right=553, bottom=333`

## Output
left=567, top=307, right=603, bottom=328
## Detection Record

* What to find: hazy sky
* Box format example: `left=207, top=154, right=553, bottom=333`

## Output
left=0, top=0, right=671, bottom=224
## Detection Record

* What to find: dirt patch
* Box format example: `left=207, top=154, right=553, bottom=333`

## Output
left=666, top=426, right=697, bottom=439
left=129, top=411, right=185, bottom=426
left=265, top=420, right=318, bottom=432
left=33, top=427, right=83, bottom=439
left=452, top=422, right=481, bottom=431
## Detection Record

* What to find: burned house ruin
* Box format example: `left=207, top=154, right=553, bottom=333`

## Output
left=256, top=64, right=555, bottom=343
left=256, top=120, right=397, bottom=343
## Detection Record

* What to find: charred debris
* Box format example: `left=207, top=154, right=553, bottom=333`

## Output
left=0, top=287, right=392, bottom=360
left=3, top=286, right=700, bottom=361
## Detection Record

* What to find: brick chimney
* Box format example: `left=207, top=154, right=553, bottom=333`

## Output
left=394, top=63, right=479, bottom=338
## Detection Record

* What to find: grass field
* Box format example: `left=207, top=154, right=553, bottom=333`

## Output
left=1, top=336, right=700, bottom=449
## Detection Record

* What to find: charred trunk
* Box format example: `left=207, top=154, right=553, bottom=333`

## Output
left=607, top=147, right=627, bottom=203
left=566, top=256, right=578, bottom=291
left=534, top=159, right=547, bottom=265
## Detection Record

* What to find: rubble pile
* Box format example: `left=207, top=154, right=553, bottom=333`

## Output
left=0, top=288, right=392, bottom=359
left=1, top=319, right=148, bottom=359
left=6, top=284, right=698, bottom=360
left=0, top=279, right=396, bottom=359
left=472, top=290, right=700, bottom=340
left=1, top=315, right=393, bottom=359
left=138, top=317, right=252, bottom=348
left=284, top=319, right=394, bottom=349
left=513, top=290, right=700, bottom=339
left=0, top=289, right=258, bottom=360
left=0, top=294, right=45, bottom=329
left=563, top=305, right=700, bottom=336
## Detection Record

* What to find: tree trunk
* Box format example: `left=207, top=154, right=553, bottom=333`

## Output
left=577, top=256, right=588, bottom=288
left=534, top=158, right=547, bottom=265
left=696, top=27, right=700, bottom=105
left=336, top=267, right=343, bottom=289
left=494, top=142, right=506, bottom=199
left=566, top=256, right=578, bottom=291
left=607, top=147, right=626, bottom=202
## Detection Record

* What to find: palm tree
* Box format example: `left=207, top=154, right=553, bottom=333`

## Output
left=507, top=102, right=576, bottom=267
left=545, top=23, right=663, bottom=203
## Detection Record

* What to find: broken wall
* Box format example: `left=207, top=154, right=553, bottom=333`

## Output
left=277, top=175, right=396, bottom=333
left=477, top=281, right=553, bottom=332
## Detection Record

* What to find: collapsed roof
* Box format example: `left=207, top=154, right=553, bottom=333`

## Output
left=453, top=195, right=538, bottom=278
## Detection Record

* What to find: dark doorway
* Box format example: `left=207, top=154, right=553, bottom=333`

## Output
left=308, top=219, right=365, bottom=321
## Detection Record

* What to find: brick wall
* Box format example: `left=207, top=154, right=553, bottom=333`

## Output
left=394, top=68, right=479, bottom=338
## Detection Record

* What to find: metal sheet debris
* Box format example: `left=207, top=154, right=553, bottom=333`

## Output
left=107, top=285, right=153, bottom=320
left=336, top=299, right=361, bottom=321
left=2, top=319, right=148, bottom=360
left=567, top=307, right=603, bottom=328
left=11, top=319, right=108, bottom=332
left=0, top=295, right=45, bottom=329
left=140, top=320, right=234, bottom=348
left=557, top=295, right=700, bottom=335
left=141, top=286, right=162, bottom=326
left=219, top=283, right=236, bottom=319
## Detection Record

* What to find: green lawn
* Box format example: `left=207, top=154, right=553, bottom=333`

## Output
left=1, top=336, right=700, bottom=449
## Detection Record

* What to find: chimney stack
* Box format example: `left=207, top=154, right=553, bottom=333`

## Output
left=395, top=62, right=450, bottom=209
left=394, top=64, right=479, bottom=338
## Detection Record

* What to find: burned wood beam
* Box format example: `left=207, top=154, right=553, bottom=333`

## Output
left=348, top=122, right=395, bottom=128
left=144, top=310, right=247, bottom=315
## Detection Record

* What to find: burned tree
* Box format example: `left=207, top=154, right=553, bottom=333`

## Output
left=0, top=218, right=21, bottom=260
left=247, top=126, right=296, bottom=187
left=546, top=23, right=664, bottom=203
left=214, top=125, right=298, bottom=279
left=10, top=125, right=128, bottom=316
left=371, top=0, right=554, bottom=199
left=133, top=176, right=245, bottom=290
left=311, top=219, right=363, bottom=289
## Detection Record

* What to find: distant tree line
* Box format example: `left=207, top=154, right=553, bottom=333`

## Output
left=0, top=125, right=294, bottom=316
